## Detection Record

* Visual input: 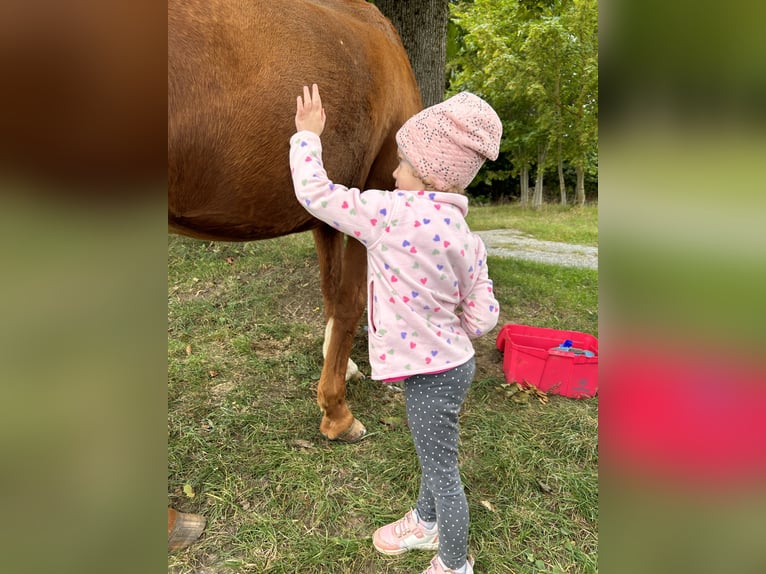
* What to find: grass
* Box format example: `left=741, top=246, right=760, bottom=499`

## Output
left=466, top=204, right=598, bottom=246
left=168, top=205, right=598, bottom=573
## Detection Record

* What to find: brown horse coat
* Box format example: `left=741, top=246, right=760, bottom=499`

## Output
left=168, top=0, right=422, bottom=440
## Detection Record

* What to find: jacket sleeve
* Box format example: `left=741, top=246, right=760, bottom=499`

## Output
left=458, top=237, right=500, bottom=338
left=290, top=130, right=392, bottom=246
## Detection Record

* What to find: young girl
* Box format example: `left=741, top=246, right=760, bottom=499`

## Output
left=290, top=84, right=501, bottom=574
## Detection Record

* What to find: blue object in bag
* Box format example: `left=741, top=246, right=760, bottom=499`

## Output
left=551, top=339, right=595, bottom=357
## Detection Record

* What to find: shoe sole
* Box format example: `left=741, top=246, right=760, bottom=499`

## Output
left=372, top=540, right=439, bottom=556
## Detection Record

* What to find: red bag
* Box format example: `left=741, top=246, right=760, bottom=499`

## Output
left=496, top=324, right=598, bottom=398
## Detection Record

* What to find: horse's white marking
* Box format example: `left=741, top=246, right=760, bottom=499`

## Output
left=323, top=318, right=360, bottom=381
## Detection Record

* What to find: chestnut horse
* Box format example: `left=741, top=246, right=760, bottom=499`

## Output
left=168, top=0, right=422, bottom=441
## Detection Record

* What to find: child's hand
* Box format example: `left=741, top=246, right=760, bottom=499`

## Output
left=295, top=83, right=326, bottom=136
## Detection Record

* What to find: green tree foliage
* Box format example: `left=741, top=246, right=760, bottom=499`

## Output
left=449, top=0, right=598, bottom=206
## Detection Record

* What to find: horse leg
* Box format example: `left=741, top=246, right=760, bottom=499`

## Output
left=313, top=226, right=360, bottom=381
left=311, top=227, right=367, bottom=442
left=323, top=320, right=360, bottom=380
left=312, top=224, right=343, bottom=319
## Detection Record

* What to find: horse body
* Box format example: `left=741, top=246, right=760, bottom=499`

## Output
left=168, top=0, right=422, bottom=440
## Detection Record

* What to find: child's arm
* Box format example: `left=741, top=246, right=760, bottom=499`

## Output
left=290, top=85, right=392, bottom=245
left=458, top=239, right=500, bottom=338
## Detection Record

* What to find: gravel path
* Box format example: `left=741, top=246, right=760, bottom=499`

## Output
left=476, top=229, right=598, bottom=270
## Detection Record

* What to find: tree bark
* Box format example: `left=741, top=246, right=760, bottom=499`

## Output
left=520, top=163, right=530, bottom=207
left=575, top=164, right=586, bottom=206
left=533, top=142, right=548, bottom=208
left=375, top=0, right=449, bottom=107
left=557, top=141, right=567, bottom=205
left=553, top=69, right=566, bottom=206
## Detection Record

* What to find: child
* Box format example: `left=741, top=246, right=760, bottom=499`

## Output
left=290, top=84, right=501, bottom=574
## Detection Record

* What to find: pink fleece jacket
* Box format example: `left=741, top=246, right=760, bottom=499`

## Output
left=290, top=131, right=500, bottom=381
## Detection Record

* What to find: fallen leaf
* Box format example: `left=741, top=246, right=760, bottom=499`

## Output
left=183, top=484, right=195, bottom=498
left=379, top=416, right=406, bottom=429
left=208, top=370, right=218, bottom=378
left=530, top=386, right=549, bottom=404
left=185, top=345, right=192, bottom=356
left=537, top=480, right=553, bottom=494
left=292, top=439, right=315, bottom=450
left=509, top=381, right=550, bottom=405
left=502, top=382, right=522, bottom=397
left=225, top=257, right=235, bottom=264
left=479, top=500, right=496, bottom=512
left=512, top=389, right=531, bottom=404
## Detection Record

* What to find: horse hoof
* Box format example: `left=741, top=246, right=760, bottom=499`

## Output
left=330, top=418, right=367, bottom=443
left=168, top=508, right=206, bottom=552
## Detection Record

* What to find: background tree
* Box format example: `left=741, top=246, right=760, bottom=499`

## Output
left=451, top=0, right=536, bottom=203
left=376, top=0, right=597, bottom=205
left=450, top=0, right=598, bottom=206
left=522, top=13, right=572, bottom=207
left=563, top=0, right=598, bottom=206
left=375, top=0, right=450, bottom=107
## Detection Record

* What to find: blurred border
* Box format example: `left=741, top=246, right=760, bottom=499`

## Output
left=0, top=2, right=167, bottom=573
left=3, top=1, right=765, bottom=572
left=601, top=1, right=766, bottom=573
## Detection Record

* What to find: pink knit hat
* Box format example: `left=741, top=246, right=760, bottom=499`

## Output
left=395, top=92, right=502, bottom=192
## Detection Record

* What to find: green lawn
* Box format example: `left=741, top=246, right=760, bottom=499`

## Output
left=466, top=204, right=598, bottom=246
left=168, top=205, right=598, bottom=573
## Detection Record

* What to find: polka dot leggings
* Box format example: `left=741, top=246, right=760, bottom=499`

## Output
left=405, top=357, right=475, bottom=570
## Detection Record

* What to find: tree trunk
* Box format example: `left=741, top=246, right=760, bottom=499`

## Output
left=533, top=169, right=544, bottom=209
left=520, top=164, right=530, bottom=207
left=533, top=142, right=548, bottom=208
left=375, top=0, right=449, bottom=107
left=557, top=141, right=566, bottom=205
left=575, top=164, right=586, bottom=206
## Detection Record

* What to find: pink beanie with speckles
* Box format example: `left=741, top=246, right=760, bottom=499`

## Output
left=395, top=92, right=502, bottom=192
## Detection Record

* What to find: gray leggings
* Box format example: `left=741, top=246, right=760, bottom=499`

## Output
left=405, top=357, right=475, bottom=570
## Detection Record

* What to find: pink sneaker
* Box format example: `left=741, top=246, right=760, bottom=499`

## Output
left=372, top=509, right=439, bottom=556
left=422, top=555, right=475, bottom=574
